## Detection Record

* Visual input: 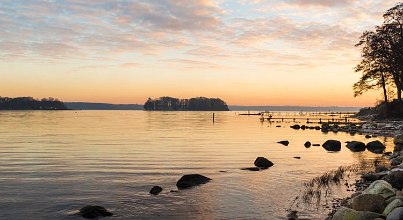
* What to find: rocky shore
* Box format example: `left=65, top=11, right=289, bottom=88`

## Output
left=327, top=132, right=403, bottom=220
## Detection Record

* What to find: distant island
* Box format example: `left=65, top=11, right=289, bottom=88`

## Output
left=144, top=97, right=229, bottom=111
left=0, top=97, right=68, bottom=110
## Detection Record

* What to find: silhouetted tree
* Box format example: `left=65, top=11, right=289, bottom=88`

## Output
left=355, top=3, right=403, bottom=102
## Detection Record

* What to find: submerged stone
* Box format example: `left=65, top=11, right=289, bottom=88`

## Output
left=149, top=186, right=163, bottom=195
left=277, top=140, right=289, bottom=146
left=346, top=141, right=366, bottom=152
left=254, top=157, right=274, bottom=169
left=176, top=174, right=211, bottom=189
left=322, top=140, right=341, bottom=152
left=79, top=206, right=113, bottom=219
left=367, top=140, right=386, bottom=154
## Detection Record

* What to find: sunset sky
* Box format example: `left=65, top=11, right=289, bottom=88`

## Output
left=0, top=0, right=400, bottom=106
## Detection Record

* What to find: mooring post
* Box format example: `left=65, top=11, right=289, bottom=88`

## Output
left=213, top=113, right=215, bottom=123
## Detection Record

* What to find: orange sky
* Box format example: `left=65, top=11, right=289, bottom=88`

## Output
left=0, top=0, right=399, bottom=106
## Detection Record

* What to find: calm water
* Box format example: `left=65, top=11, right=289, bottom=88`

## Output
left=0, top=111, right=394, bottom=220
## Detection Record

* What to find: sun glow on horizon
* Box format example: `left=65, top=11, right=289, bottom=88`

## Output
left=0, top=0, right=399, bottom=107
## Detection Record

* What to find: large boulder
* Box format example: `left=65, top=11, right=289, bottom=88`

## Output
left=367, top=140, right=386, bottom=154
left=79, top=206, right=113, bottom=219
left=176, top=174, right=211, bottom=189
left=383, top=171, right=403, bottom=190
left=322, top=140, right=341, bottom=151
left=254, top=157, right=274, bottom=169
left=386, top=207, right=403, bottom=220
left=363, top=180, right=396, bottom=199
left=346, top=141, right=366, bottom=152
left=384, top=199, right=403, bottom=216
left=332, top=207, right=384, bottom=220
left=350, top=194, right=386, bottom=213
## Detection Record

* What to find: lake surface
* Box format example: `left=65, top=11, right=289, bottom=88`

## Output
left=0, top=111, right=394, bottom=219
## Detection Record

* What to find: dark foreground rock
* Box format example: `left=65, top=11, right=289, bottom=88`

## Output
left=176, top=174, right=211, bottom=189
left=346, top=141, right=366, bottom=152
left=79, top=206, right=113, bottom=219
left=277, top=140, right=289, bottom=146
left=332, top=207, right=384, bottom=220
left=149, top=186, right=163, bottom=195
left=366, top=140, right=386, bottom=154
left=304, top=141, right=311, bottom=148
left=386, top=207, right=403, bottom=220
left=254, top=157, right=274, bottom=169
left=322, top=140, right=341, bottom=152
left=350, top=194, right=386, bottom=213
left=383, top=171, right=403, bottom=190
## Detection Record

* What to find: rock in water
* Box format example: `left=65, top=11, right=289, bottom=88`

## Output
left=322, top=140, right=341, bottom=151
left=79, top=206, right=113, bottom=219
left=367, top=140, right=386, bottom=154
left=176, top=174, right=211, bottom=189
left=290, top=125, right=300, bottom=129
left=386, top=207, right=403, bottom=220
left=350, top=194, right=386, bottom=213
left=304, top=141, right=311, bottom=148
left=346, top=141, right=366, bottom=152
left=363, top=180, right=396, bottom=199
left=254, top=157, right=274, bottom=169
left=383, top=171, right=403, bottom=190
left=149, top=186, right=163, bottom=195
left=332, top=207, right=384, bottom=220
left=277, top=140, right=289, bottom=146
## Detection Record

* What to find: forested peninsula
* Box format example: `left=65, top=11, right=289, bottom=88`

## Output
left=0, top=97, right=68, bottom=110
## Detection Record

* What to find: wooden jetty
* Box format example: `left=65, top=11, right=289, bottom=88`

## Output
left=238, top=110, right=360, bottom=124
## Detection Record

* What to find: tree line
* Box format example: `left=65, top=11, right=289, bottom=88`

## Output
left=0, top=96, right=68, bottom=110
left=144, top=96, right=229, bottom=111
left=354, top=2, right=402, bottom=105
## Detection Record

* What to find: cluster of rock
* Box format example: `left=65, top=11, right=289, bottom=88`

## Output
left=290, top=122, right=402, bottom=138
left=78, top=174, right=212, bottom=218
left=346, top=140, right=386, bottom=154
left=331, top=133, right=403, bottom=220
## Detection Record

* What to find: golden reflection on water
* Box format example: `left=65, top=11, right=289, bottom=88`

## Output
left=0, top=111, right=394, bottom=219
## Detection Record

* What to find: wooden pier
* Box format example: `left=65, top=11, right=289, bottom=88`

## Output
left=238, top=111, right=359, bottom=124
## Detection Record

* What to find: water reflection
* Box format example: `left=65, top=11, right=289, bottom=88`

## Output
left=0, top=111, right=394, bottom=219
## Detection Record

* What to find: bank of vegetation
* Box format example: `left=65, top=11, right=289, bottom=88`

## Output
left=143, top=96, right=229, bottom=111
left=354, top=3, right=402, bottom=119
left=0, top=96, right=68, bottom=110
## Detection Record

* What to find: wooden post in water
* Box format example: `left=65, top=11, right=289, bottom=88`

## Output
left=213, top=113, right=215, bottom=123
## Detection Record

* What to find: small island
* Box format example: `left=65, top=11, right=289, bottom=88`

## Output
left=0, top=96, right=68, bottom=110
left=144, top=96, right=229, bottom=111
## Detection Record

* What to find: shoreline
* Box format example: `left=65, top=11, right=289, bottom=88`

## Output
left=324, top=123, right=403, bottom=220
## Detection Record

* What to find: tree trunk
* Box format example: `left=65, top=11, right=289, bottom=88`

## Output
left=381, top=73, right=388, bottom=103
